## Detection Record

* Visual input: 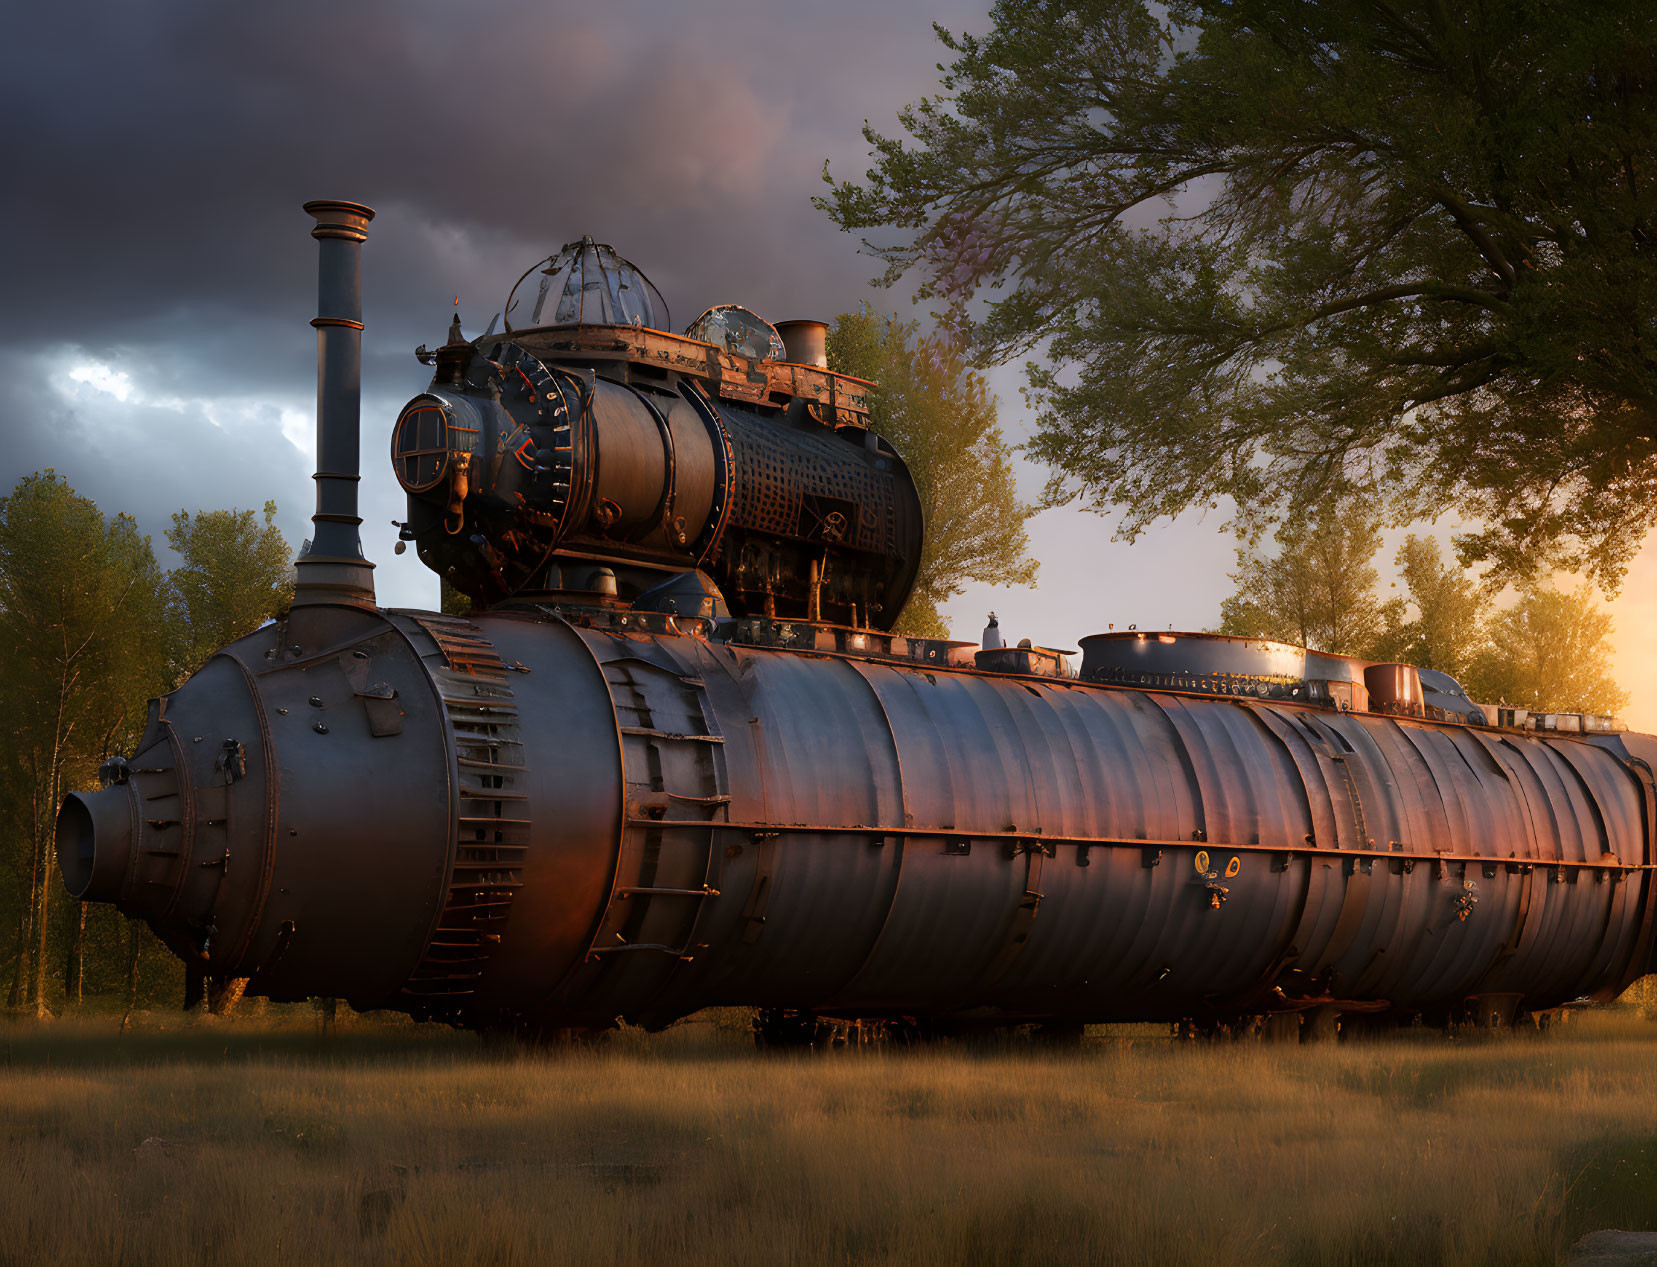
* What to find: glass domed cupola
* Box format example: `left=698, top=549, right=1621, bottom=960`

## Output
left=504, top=237, right=669, bottom=332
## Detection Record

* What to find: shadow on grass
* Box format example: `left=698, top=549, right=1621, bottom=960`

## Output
left=1335, top=1052, right=1567, bottom=1108
left=0, top=1016, right=483, bottom=1069
left=1551, top=1134, right=1657, bottom=1247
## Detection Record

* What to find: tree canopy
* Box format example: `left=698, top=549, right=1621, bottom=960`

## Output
left=1217, top=497, right=1401, bottom=654
left=1213, top=500, right=1626, bottom=713
left=821, top=0, right=1657, bottom=588
left=1369, top=535, right=1488, bottom=679
left=0, top=471, right=168, bottom=1011
left=164, top=500, right=292, bottom=681
left=0, top=473, right=296, bottom=1016
left=826, top=309, right=1037, bottom=636
left=1465, top=581, right=1628, bottom=714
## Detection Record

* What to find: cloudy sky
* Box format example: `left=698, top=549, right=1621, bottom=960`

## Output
left=11, top=0, right=1657, bottom=728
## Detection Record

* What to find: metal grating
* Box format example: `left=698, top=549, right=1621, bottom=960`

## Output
left=720, top=408, right=894, bottom=553
left=402, top=614, right=527, bottom=1016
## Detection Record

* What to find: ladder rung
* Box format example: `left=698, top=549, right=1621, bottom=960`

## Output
left=589, top=943, right=693, bottom=959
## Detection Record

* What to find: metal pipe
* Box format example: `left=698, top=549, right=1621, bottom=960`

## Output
left=615, top=817, right=1653, bottom=874
left=294, top=199, right=377, bottom=608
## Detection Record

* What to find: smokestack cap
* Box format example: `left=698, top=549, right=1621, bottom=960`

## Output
left=303, top=200, right=375, bottom=243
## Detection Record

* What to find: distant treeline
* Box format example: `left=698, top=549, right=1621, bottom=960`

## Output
left=1216, top=496, right=1627, bottom=716
left=1, top=471, right=292, bottom=1018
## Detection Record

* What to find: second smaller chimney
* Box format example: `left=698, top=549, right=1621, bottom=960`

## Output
left=775, top=319, right=829, bottom=368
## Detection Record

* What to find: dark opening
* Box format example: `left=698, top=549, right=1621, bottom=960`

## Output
left=57, top=794, right=96, bottom=899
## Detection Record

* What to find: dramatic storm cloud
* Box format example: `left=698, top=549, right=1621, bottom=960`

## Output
left=3, top=0, right=1009, bottom=606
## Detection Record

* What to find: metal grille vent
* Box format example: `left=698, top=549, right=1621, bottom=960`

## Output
left=401, top=614, right=528, bottom=1018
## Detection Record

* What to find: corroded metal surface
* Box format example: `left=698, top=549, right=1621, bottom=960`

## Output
left=507, top=322, right=874, bottom=425
left=64, top=607, right=1655, bottom=1030
left=395, top=336, right=923, bottom=627
left=502, top=621, right=1656, bottom=1028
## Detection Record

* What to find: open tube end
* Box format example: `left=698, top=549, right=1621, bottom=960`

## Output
left=56, top=788, right=133, bottom=903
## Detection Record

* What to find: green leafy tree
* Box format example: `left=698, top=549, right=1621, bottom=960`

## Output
left=821, top=0, right=1657, bottom=588
left=1217, top=498, right=1401, bottom=655
left=0, top=471, right=166, bottom=1014
left=440, top=578, right=473, bottom=617
left=827, top=309, right=1037, bottom=637
left=1369, top=536, right=1489, bottom=679
left=1466, top=581, right=1628, bottom=714
left=165, top=501, right=293, bottom=681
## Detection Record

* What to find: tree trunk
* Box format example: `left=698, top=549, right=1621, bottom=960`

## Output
left=31, top=842, right=53, bottom=1017
left=36, top=634, right=76, bottom=1018
left=118, top=919, right=141, bottom=1034
left=7, top=886, right=31, bottom=1010
left=21, top=766, right=47, bottom=1015
left=65, top=901, right=86, bottom=1007
left=33, top=693, right=70, bottom=1017
left=208, top=977, right=248, bottom=1016
left=12, top=767, right=44, bottom=1011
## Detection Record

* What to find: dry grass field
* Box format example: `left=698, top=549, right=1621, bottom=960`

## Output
left=6, top=1010, right=1657, bottom=1266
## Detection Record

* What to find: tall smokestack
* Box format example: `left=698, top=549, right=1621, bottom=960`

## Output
left=294, top=199, right=377, bottom=608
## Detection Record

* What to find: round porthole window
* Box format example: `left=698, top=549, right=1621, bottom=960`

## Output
left=391, top=397, right=451, bottom=493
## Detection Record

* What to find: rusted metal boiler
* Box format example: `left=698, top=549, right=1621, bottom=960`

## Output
left=56, top=202, right=1657, bottom=1035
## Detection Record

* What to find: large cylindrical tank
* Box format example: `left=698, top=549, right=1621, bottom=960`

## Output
left=59, top=606, right=1657, bottom=1031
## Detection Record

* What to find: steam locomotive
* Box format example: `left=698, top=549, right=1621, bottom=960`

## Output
left=56, top=201, right=1657, bottom=1036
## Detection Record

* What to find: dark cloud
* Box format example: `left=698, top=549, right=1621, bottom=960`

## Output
left=7, top=0, right=979, bottom=339
left=5, top=0, right=984, bottom=602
